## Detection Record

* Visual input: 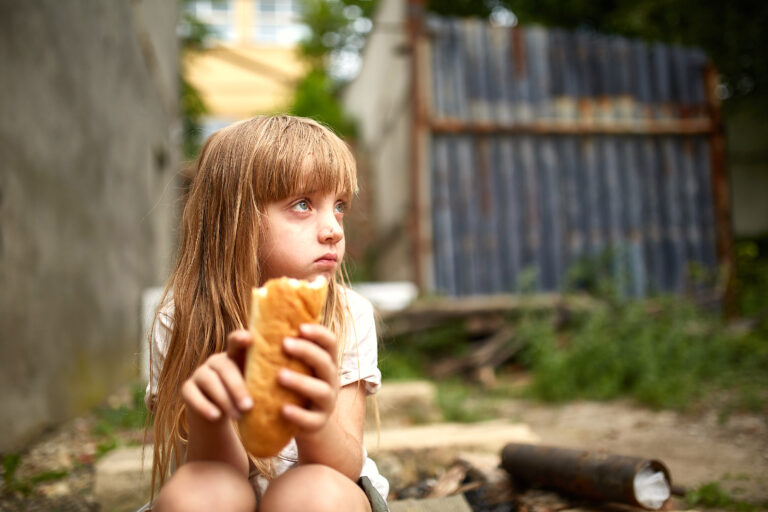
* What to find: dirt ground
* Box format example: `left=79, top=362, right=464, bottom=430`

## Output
left=372, top=393, right=768, bottom=509
left=1, top=386, right=766, bottom=511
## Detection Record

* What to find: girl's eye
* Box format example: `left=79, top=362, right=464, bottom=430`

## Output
left=292, top=200, right=310, bottom=212
left=335, top=201, right=346, bottom=214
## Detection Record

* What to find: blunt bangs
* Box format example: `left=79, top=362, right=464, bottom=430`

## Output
left=251, top=116, right=358, bottom=206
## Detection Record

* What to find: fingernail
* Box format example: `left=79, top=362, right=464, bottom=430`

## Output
left=283, top=337, right=295, bottom=349
left=209, top=408, right=221, bottom=420
left=240, top=397, right=253, bottom=410
left=278, top=368, right=293, bottom=385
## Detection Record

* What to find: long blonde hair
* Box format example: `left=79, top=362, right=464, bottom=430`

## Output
left=147, top=115, right=358, bottom=497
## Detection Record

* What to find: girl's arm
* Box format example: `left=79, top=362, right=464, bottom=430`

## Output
left=294, top=383, right=366, bottom=480
left=279, top=323, right=367, bottom=480
left=181, top=330, right=255, bottom=476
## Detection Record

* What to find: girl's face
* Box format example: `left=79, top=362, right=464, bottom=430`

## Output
left=259, top=189, right=347, bottom=284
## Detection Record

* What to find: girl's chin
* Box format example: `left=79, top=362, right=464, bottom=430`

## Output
left=260, top=267, right=337, bottom=285
left=312, top=269, right=336, bottom=281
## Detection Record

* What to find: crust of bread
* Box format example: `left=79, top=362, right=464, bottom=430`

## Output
left=238, top=277, right=329, bottom=458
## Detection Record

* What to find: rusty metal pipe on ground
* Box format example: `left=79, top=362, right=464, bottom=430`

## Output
left=501, top=443, right=672, bottom=510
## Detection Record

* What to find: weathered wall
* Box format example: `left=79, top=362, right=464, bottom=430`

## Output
left=342, top=0, right=415, bottom=283
left=0, top=0, right=179, bottom=451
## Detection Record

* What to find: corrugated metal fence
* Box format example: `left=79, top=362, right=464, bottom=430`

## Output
left=424, top=18, right=722, bottom=297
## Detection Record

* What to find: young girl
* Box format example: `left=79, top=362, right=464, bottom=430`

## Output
left=145, top=115, right=388, bottom=512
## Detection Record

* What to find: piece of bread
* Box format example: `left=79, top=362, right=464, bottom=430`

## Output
left=238, top=276, right=329, bottom=458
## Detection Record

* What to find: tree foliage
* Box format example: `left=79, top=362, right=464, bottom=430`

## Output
left=178, top=0, right=211, bottom=158
left=297, top=0, right=378, bottom=76
left=290, top=68, right=356, bottom=136
left=288, top=0, right=378, bottom=136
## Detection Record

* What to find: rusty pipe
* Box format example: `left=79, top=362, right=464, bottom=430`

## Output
left=501, top=443, right=671, bottom=510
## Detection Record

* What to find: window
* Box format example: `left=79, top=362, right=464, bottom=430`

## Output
left=253, top=0, right=307, bottom=45
left=186, top=0, right=236, bottom=43
left=259, top=0, right=277, bottom=13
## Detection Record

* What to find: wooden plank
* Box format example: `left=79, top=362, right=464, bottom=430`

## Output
left=429, top=117, right=715, bottom=135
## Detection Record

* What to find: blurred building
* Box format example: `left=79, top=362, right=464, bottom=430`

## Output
left=184, top=0, right=307, bottom=135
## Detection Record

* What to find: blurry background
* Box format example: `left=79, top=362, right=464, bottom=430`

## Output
left=1, top=1, right=767, bottom=507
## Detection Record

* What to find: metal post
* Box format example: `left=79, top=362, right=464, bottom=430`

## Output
left=704, top=64, right=737, bottom=316
left=501, top=443, right=672, bottom=510
left=407, top=0, right=426, bottom=290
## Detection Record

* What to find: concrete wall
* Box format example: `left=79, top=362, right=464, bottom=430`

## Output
left=0, top=0, right=179, bottom=451
left=342, top=0, right=415, bottom=283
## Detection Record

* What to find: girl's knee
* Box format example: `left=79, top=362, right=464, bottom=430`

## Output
left=153, top=461, right=255, bottom=512
left=261, top=465, right=370, bottom=512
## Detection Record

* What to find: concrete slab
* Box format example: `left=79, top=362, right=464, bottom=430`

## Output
left=366, top=420, right=539, bottom=453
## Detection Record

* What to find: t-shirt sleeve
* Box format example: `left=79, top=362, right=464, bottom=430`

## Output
left=339, top=290, right=382, bottom=394
left=144, top=304, right=173, bottom=411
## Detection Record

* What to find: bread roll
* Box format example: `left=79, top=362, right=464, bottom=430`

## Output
left=238, top=276, right=329, bottom=458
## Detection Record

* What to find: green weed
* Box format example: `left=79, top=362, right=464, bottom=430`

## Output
left=685, top=481, right=767, bottom=511
left=91, top=382, right=149, bottom=457
left=521, top=297, right=768, bottom=411
left=1, top=453, right=68, bottom=496
left=1, top=454, right=25, bottom=495
left=379, top=241, right=768, bottom=416
left=379, top=319, right=468, bottom=381
left=734, top=238, right=768, bottom=317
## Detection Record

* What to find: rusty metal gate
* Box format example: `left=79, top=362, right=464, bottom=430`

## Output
left=411, top=17, right=730, bottom=297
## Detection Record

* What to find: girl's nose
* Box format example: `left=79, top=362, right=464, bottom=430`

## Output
left=319, top=211, right=343, bottom=244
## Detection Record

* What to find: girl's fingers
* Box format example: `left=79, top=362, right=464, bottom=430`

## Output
left=298, top=324, right=338, bottom=360
left=189, top=364, right=242, bottom=420
left=283, top=336, right=337, bottom=387
left=281, top=403, right=327, bottom=433
left=181, top=379, right=222, bottom=422
left=208, top=354, right=254, bottom=413
left=226, top=329, right=253, bottom=371
left=278, top=368, right=335, bottom=413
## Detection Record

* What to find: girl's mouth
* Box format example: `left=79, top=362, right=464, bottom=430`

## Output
left=314, top=253, right=338, bottom=268
left=315, top=253, right=338, bottom=263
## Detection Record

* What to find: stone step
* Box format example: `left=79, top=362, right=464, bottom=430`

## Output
left=94, top=445, right=152, bottom=512
left=366, top=380, right=441, bottom=428
left=389, top=494, right=472, bottom=512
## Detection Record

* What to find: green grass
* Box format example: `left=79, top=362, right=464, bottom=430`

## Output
left=686, top=481, right=768, bottom=511
left=380, top=295, right=767, bottom=417
left=379, top=319, right=470, bottom=381
left=520, top=297, right=768, bottom=411
left=379, top=244, right=768, bottom=417
left=1, top=454, right=69, bottom=497
left=734, top=237, right=768, bottom=318
left=90, top=382, right=149, bottom=457
left=437, top=377, right=526, bottom=423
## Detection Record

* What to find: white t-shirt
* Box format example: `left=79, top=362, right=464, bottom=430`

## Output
left=145, top=287, right=389, bottom=500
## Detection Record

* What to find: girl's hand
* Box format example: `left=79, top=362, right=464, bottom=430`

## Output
left=278, top=323, right=340, bottom=434
left=181, top=330, right=255, bottom=422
